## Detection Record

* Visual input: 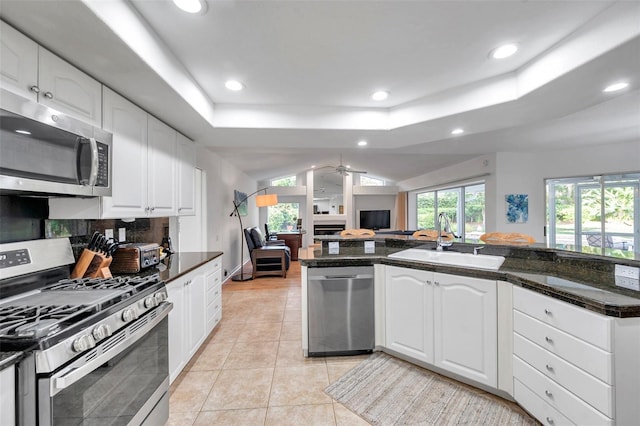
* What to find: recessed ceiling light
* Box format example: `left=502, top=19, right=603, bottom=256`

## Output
left=371, top=91, right=389, bottom=101
left=490, top=43, right=518, bottom=59
left=15, top=129, right=31, bottom=135
left=346, top=165, right=352, bottom=169
left=173, top=0, right=204, bottom=14
left=451, top=128, right=464, bottom=135
left=358, top=140, right=368, bottom=147
left=603, top=82, right=629, bottom=93
left=225, top=80, right=244, bottom=91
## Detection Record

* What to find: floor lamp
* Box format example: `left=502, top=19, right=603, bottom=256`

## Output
left=230, top=188, right=278, bottom=281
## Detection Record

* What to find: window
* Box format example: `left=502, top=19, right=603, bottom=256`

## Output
left=416, top=183, right=485, bottom=240
left=271, top=175, right=296, bottom=186
left=546, top=173, right=639, bottom=257
left=267, top=202, right=299, bottom=232
left=360, top=175, right=384, bottom=186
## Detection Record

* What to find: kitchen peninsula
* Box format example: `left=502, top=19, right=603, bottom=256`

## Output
left=300, top=236, right=640, bottom=426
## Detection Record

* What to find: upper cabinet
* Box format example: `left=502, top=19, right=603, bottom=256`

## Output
left=147, top=116, right=177, bottom=217
left=101, top=87, right=149, bottom=217
left=0, top=21, right=102, bottom=127
left=177, top=133, right=196, bottom=216
left=49, top=89, right=180, bottom=219
left=0, top=21, right=38, bottom=101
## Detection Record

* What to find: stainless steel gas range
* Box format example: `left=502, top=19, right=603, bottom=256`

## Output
left=0, top=238, right=172, bottom=425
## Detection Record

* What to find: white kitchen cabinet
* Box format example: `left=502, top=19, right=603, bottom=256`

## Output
left=167, top=272, right=188, bottom=383
left=385, top=265, right=434, bottom=363
left=205, top=256, right=223, bottom=334
left=177, top=133, right=196, bottom=216
left=147, top=116, right=177, bottom=217
left=512, top=286, right=623, bottom=425
left=384, top=265, right=497, bottom=387
left=0, top=365, right=15, bottom=425
left=167, top=270, right=205, bottom=383
left=100, top=87, right=149, bottom=218
left=167, top=256, right=223, bottom=383
left=433, top=272, right=497, bottom=387
left=0, top=20, right=38, bottom=102
left=0, top=21, right=101, bottom=126
left=49, top=89, right=179, bottom=219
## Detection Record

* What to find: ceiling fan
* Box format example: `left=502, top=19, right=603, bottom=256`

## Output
left=316, top=155, right=367, bottom=176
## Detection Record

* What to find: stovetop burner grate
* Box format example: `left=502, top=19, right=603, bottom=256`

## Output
left=0, top=304, right=95, bottom=338
left=45, top=273, right=161, bottom=292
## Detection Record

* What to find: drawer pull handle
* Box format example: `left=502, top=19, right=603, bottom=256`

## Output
left=546, top=417, right=554, bottom=424
left=545, top=336, right=553, bottom=344
left=544, top=308, right=552, bottom=315
left=545, top=390, right=553, bottom=398
left=426, top=280, right=432, bottom=285
left=546, top=364, right=554, bottom=372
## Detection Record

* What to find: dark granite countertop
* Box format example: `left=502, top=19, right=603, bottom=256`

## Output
left=299, top=244, right=640, bottom=318
left=119, top=251, right=223, bottom=283
left=0, top=351, right=25, bottom=370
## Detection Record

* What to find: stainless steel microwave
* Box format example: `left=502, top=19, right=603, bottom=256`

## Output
left=0, top=89, right=112, bottom=197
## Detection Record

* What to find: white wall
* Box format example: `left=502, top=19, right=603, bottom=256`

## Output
left=399, top=140, right=640, bottom=243
left=196, top=147, right=258, bottom=279
left=492, top=140, right=640, bottom=241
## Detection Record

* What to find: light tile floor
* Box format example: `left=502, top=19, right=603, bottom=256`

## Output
left=166, top=265, right=370, bottom=425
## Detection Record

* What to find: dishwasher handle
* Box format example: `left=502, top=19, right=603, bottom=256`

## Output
left=309, top=274, right=373, bottom=280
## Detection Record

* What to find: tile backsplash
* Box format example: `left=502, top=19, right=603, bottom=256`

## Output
left=46, top=218, right=170, bottom=259
left=0, top=196, right=170, bottom=260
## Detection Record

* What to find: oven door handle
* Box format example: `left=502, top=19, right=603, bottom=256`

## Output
left=50, top=302, right=172, bottom=396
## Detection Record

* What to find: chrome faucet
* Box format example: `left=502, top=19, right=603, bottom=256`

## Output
left=436, top=212, right=454, bottom=251
left=473, top=246, right=485, bottom=255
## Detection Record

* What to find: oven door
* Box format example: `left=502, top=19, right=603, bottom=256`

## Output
left=37, top=302, right=172, bottom=426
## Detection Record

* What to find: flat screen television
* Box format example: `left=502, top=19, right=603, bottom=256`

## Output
left=359, top=210, right=391, bottom=230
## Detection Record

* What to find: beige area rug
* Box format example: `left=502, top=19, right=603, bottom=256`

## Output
left=325, top=352, right=537, bottom=425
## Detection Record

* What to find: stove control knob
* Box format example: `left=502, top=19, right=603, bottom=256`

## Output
left=72, top=334, right=96, bottom=353
left=155, top=292, right=167, bottom=303
left=92, top=324, right=112, bottom=341
left=121, top=308, right=138, bottom=323
left=144, top=295, right=158, bottom=309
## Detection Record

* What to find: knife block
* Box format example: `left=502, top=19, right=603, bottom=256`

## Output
left=71, top=249, right=113, bottom=279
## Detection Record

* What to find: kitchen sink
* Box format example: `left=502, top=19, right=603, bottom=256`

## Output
left=388, top=248, right=505, bottom=270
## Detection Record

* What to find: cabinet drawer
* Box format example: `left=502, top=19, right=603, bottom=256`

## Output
left=210, top=257, right=222, bottom=272
left=207, top=305, right=222, bottom=331
left=207, top=270, right=222, bottom=292
left=513, top=310, right=612, bottom=384
left=514, top=378, right=575, bottom=426
left=514, top=356, right=613, bottom=425
left=207, top=293, right=222, bottom=317
left=206, top=284, right=222, bottom=306
left=514, top=333, right=612, bottom=417
left=513, top=287, right=611, bottom=351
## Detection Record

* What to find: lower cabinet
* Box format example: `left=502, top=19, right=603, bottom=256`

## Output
left=0, top=364, right=15, bottom=425
left=167, top=256, right=223, bottom=383
left=205, top=257, right=223, bottom=335
left=511, top=286, right=640, bottom=425
left=384, top=265, right=497, bottom=387
left=385, top=266, right=434, bottom=363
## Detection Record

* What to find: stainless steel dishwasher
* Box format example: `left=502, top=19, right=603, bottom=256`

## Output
left=307, top=266, right=374, bottom=356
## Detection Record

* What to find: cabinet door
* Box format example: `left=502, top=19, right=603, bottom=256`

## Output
left=102, top=88, right=149, bottom=218
left=186, top=273, right=206, bottom=359
left=177, top=133, right=196, bottom=216
left=147, top=116, right=176, bottom=216
left=433, top=272, right=497, bottom=387
left=0, top=21, right=38, bottom=101
left=166, top=279, right=186, bottom=384
left=38, top=48, right=102, bottom=127
left=385, top=266, right=433, bottom=363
